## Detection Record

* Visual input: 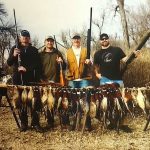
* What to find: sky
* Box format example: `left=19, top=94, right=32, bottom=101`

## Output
left=1, top=0, right=147, bottom=45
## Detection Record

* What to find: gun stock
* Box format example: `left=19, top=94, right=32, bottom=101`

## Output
left=59, top=63, right=65, bottom=86
left=121, top=30, right=150, bottom=75
left=54, top=35, right=65, bottom=86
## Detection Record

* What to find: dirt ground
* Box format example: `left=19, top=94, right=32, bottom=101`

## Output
left=0, top=99, right=150, bottom=150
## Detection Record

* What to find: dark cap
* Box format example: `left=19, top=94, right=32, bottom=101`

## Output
left=100, top=33, right=109, bottom=40
left=72, top=34, right=81, bottom=39
left=20, top=30, right=30, bottom=37
left=45, top=35, right=54, bottom=41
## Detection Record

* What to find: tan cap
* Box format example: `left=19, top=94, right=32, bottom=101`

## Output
left=72, top=34, right=81, bottom=39
left=45, top=36, right=54, bottom=41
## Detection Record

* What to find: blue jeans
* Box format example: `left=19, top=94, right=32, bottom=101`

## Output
left=68, top=79, right=91, bottom=88
left=100, top=76, right=124, bottom=88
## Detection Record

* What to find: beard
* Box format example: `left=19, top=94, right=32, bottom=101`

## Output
left=101, top=41, right=110, bottom=48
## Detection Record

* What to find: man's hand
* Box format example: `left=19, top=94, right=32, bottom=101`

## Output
left=56, top=56, right=63, bottom=63
left=96, top=73, right=101, bottom=79
left=13, top=48, right=20, bottom=57
left=122, top=50, right=141, bottom=63
left=18, top=66, right=26, bottom=72
left=133, top=50, right=140, bottom=57
left=85, top=59, right=92, bottom=64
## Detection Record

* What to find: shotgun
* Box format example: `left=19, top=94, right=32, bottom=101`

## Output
left=82, top=7, right=93, bottom=78
left=13, top=9, right=23, bottom=85
left=54, top=35, right=65, bottom=86
left=121, top=30, right=150, bottom=75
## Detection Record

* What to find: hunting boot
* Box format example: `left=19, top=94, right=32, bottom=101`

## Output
left=120, top=125, right=132, bottom=133
left=61, top=112, right=70, bottom=129
left=119, top=116, right=132, bottom=133
left=85, top=115, right=92, bottom=131
left=31, top=111, right=43, bottom=133
left=47, top=109, right=54, bottom=129
left=71, top=115, right=77, bottom=131
left=19, top=109, right=28, bottom=132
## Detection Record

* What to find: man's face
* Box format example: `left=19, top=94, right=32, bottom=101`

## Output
left=72, top=38, right=81, bottom=47
left=45, top=39, right=54, bottom=49
left=20, top=36, right=30, bottom=45
left=100, top=37, right=110, bottom=47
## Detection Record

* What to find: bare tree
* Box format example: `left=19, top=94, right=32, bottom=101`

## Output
left=93, top=10, right=106, bottom=37
left=116, top=0, right=130, bottom=49
left=0, top=3, right=8, bottom=66
left=0, top=3, right=7, bottom=24
left=32, top=36, right=41, bottom=48
left=60, top=30, right=71, bottom=48
left=0, top=3, right=20, bottom=66
left=127, top=3, right=150, bottom=46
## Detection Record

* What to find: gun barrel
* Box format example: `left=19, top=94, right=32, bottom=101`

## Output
left=13, top=9, right=19, bottom=48
left=86, top=7, right=92, bottom=59
left=90, top=7, right=92, bottom=30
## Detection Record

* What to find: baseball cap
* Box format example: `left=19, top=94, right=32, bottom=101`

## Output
left=20, top=30, right=30, bottom=37
left=72, top=34, right=81, bottom=39
left=100, top=33, right=109, bottom=40
left=45, top=36, right=54, bottom=41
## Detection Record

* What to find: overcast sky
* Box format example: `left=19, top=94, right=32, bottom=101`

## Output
left=2, top=0, right=147, bottom=44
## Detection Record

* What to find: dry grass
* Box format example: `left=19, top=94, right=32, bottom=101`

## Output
left=0, top=105, right=150, bottom=150
left=123, top=48, right=150, bottom=87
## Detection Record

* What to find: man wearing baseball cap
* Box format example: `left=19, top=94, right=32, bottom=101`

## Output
left=39, top=35, right=66, bottom=129
left=7, top=29, right=41, bottom=85
left=66, top=34, right=92, bottom=88
left=94, top=33, right=140, bottom=87
left=40, top=35, right=66, bottom=83
left=94, top=33, right=140, bottom=132
left=65, top=34, right=93, bottom=131
left=7, top=30, right=42, bottom=132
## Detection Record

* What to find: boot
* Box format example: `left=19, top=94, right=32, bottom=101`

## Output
left=19, top=109, right=28, bottom=132
left=47, top=109, right=54, bottom=129
left=31, top=111, right=43, bottom=133
left=61, top=113, right=70, bottom=126
left=85, top=115, right=92, bottom=131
